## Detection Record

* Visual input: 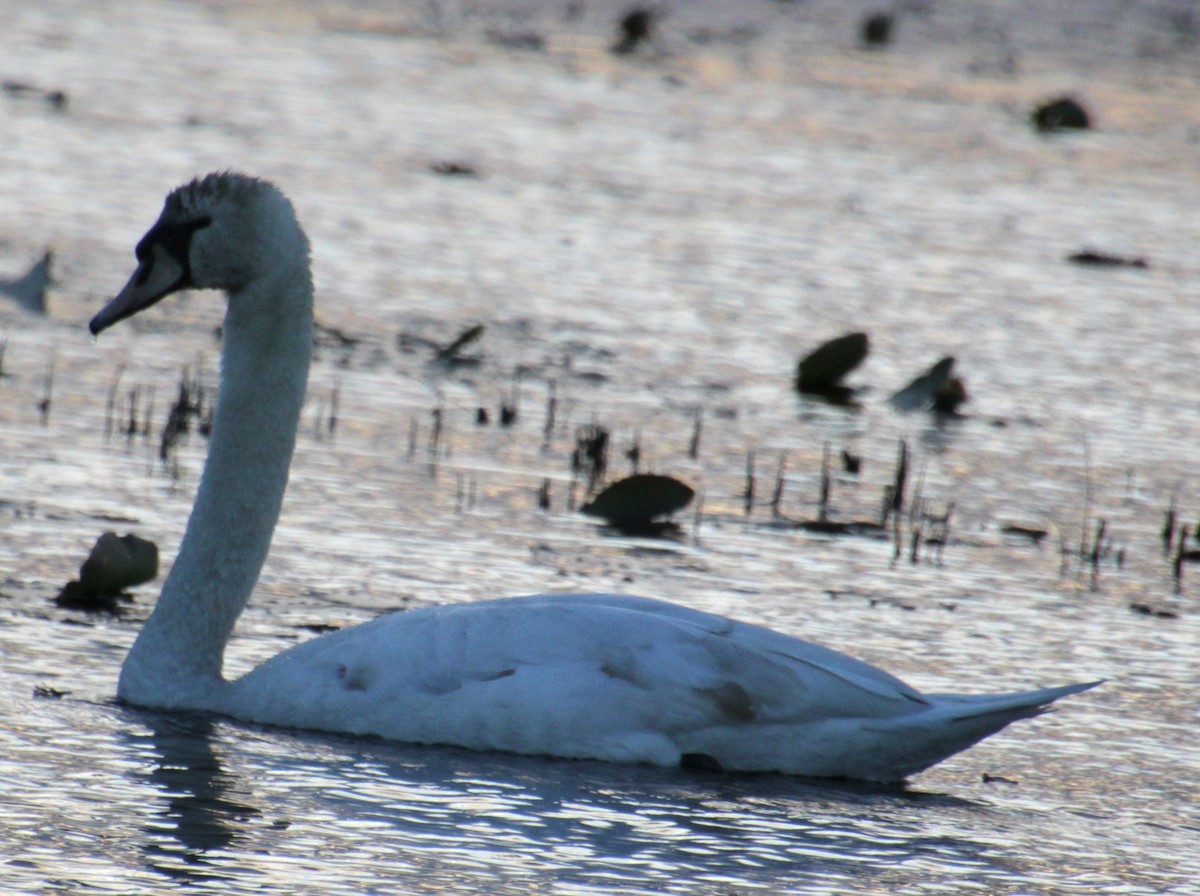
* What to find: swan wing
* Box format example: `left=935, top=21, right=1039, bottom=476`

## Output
left=225, top=593, right=926, bottom=765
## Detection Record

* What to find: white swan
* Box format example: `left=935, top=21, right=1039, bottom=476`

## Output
left=90, top=173, right=1098, bottom=782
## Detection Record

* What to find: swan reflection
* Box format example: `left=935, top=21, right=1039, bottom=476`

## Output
left=127, top=710, right=260, bottom=880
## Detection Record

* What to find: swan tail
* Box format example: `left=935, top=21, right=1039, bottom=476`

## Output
left=935, top=679, right=1104, bottom=722
left=874, top=680, right=1104, bottom=780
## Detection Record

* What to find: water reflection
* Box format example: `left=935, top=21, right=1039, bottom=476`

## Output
left=126, top=710, right=260, bottom=882
left=117, top=709, right=1018, bottom=894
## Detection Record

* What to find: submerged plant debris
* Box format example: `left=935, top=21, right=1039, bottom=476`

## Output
left=581, top=473, right=695, bottom=532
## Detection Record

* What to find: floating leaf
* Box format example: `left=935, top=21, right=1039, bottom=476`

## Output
left=1032, top=96, right=1090, bottom=132
left=79, top=532, right=158, bottom=595
left=889, top=356, right=955, bottom=412
left=581, top=474, right=695, bottom=527
left=796, top=332, right=869, bottom=395
left=1067, top=249, right=1148, bottom=269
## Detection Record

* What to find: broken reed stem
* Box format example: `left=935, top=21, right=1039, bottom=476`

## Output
left=406, top=416, right=419, bottom=461
left=1162, top=496, right=1177, bottom=555
left=770, top=452, right=787, bottom=519
left=1078, top=432, right=1095, bottom=564
left=542, top=380, right=557, bottom=448
left=499, top=368, right=520, bottom=427
left=429, top=403, right=444, bottom=460
left=1173, top=525, right=1188, bottom=592
left=327, top=383, right=339, bottom=439
left=104, top=363, right=125, bottom=441
left=817, top=444, right=831, bottom=523
left=743, top=450, right=755, bottom=517
left=688, top=411, right=703, bottom=460
left=889, top=439, right=908, bottom=525
left=38, top=356, right=55, bottom=424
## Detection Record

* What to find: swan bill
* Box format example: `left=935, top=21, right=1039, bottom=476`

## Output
left=90, top=243, right=189, bottom=335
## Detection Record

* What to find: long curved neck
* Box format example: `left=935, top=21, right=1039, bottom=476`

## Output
left=119, top=253, right=312, bottom=709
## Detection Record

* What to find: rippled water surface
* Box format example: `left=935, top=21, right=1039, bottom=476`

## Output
left=2, top=1, right=1199, bottom=893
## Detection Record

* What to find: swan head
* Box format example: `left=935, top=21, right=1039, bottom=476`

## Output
left=90, top=172, right=306, bottom=335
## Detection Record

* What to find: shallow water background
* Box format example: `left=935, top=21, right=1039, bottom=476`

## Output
left=2, top=1, right=1199, bottom=893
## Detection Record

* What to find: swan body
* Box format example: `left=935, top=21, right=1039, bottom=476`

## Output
left=91, top=173, right=1098, bottom=781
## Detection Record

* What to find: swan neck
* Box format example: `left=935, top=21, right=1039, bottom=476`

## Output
left=119, top=256, right=312, bottom=709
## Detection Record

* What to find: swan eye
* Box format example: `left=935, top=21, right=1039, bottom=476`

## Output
left=135, top=216, right=213, bottom=266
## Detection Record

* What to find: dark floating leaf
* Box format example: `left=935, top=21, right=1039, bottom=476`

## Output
left=612, top=7, right=657, bottom=55
left=795, top=332, right=869, bottom=396
left=313, top=320, right=362, bottom=348
left=860, top=12, right=893, bottom=47
left=1000, top=524, right=1049, bottom=544
left=430, top=160, right=480, bottom=177
left=932, top=375, right=968, bottom=415
left=889, top=356, right=955, bottom=412
left=2, top=80, right=68, bottom=110
left=1033, top=96, right=1090, bottom=132
left=581, top=473, right=695, bottom=528
left=982, top=772, right=1019, bottom=786
left=1129, top=603, right=1179, bottom=619
left=1067, top=249, right=1148, bottom=269
left=0, top=249, right=52, bottom=314
left=55, top=531, right=159, bottom=609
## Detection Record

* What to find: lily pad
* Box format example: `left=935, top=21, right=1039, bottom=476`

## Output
left=581, top=474, right=695, bottom=527
left=795, top=332, right=869, bottom=395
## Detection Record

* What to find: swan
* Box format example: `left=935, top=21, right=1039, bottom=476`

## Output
left=90, top=172, right=1099, bottom=782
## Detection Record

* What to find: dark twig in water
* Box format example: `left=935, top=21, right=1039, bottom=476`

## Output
left=429, top=403, right=444, bottom=462
left=817, top=445, right=832, bottom=523
left=883, top=440, right=908, bottom=527
left=328, top=383, right=339, bottom=438
left=1172, top=525, right=1189, bottom=592
left=572, top=423, right=610, bottom=496
left=312, top=383, right=340, bottom=441
left=688, top=411, right=702, bottom=460
left=771, top=452, right=788, bottom=519
left=1162, top=497, right=1177, bottom=555
left=542, top=380, right=557, bottom=448
left=159, top=368, right=205, bottom=464
left=104, top=363, right=125, bottom=441
left=626, top=432, right=641, bottom=475
left=38, top=357, right=55, bottom=424
left=742, top=451, right=756, bottom=517
left=434, top=323, right=485, bottom=364
left=500, top=369, right=519, bottom=427
left=406, top=417, right=419, bottom=462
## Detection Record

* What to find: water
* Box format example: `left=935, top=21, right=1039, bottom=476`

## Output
left=2, top=1, right=1199, bottom=893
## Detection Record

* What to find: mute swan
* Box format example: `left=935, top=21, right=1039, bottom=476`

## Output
left=90, top=172, right=1098, bottom=781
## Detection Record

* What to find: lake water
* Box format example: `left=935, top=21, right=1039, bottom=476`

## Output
left=2, top=1, right=1198, bottom=893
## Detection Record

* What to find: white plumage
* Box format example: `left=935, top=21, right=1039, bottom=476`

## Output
left=91, top=173, right=1097, bottom=782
